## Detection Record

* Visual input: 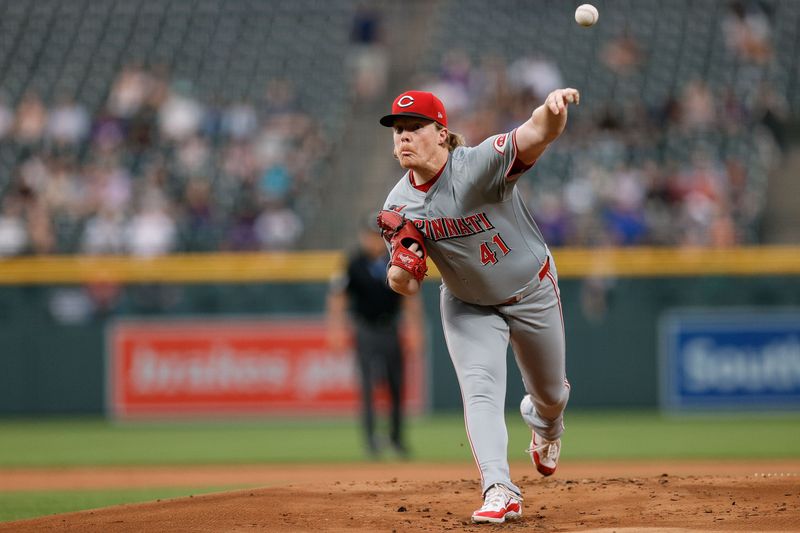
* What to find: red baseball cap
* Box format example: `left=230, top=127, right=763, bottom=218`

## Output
left=379, top=90, right=447, bottom=128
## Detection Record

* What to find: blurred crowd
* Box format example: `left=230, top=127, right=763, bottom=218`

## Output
left=0, top=64, right=328, bottom=257
left=0, top=1, right=791, bottom=257
left=415, top=1, right=787, bottom=247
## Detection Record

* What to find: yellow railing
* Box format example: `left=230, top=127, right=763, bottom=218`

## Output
left=1, top=246, right=799, bottom=284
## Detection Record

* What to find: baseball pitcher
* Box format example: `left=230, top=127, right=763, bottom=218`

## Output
left=377, top=88, right=577, bottom=523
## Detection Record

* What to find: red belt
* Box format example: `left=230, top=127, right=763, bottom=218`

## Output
left=499, top=256, right=551, bottom=306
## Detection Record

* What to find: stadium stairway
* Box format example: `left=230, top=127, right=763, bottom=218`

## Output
left=761, top=135, right=800, bottom=244
left=303, top=0, right=440, bottom=250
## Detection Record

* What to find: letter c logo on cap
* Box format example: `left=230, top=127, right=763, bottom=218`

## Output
left=397, top=95, right=415, bottom=108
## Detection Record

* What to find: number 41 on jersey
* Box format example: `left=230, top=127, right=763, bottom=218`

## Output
left=480, top=233, right=510, bottom=265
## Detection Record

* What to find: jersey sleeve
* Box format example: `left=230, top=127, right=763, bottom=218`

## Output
left=457, top=128, right=534, bottom=199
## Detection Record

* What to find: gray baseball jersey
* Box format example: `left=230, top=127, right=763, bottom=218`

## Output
left=383, top=130, right=549, bottom=305
left=383, top=128, right=569, bottom=497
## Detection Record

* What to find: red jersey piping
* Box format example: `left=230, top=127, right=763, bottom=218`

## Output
left=409, top=160, right=447, bottom=192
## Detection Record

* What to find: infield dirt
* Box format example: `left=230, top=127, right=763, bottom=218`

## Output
left=1, top=460, right=798, bottom=532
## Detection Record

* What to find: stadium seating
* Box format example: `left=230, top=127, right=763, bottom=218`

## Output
left=421, top=0, right=796, bottom=245
left=0, top=0, right=796, bottom=252
left=0, top=0, right=357, bottom=254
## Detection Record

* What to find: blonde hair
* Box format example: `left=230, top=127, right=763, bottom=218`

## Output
left=436, top=123, right=466, bottom=152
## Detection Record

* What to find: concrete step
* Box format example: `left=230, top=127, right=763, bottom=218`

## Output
left=761, top=145, right=800, bottom=244
left=302, top=0, right=441, bottom=250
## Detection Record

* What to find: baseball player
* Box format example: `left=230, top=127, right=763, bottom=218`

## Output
left=377, top=88, right=576, bottom=523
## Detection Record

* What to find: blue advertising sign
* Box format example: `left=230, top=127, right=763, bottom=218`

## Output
left=659, top=309, right=800, bottom=411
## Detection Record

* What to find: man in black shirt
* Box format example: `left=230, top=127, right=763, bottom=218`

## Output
left=327, top=218, right=424, bottom=459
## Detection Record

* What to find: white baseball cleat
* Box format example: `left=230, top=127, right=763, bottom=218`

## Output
left=471, top=483, right=522, bottom=524
left=528, top=431, right=561, bottom=477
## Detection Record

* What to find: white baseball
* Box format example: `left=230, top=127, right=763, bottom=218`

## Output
left=575, top=4, right=599, bottom=27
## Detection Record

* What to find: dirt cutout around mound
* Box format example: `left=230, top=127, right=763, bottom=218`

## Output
left=1, top=460, right=798, bottom=532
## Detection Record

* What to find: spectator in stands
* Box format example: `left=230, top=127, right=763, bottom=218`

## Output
left=134, top=160, right=172, bottom=214
left=261, top=78, right=298, bottom=118
left=17, top=155, right=50, bottom=198
left=81, top=207, right=127, bottom=255
left=722, top=1, right=773, bottom=65
left=470, top=54, right=512, bottom=112
left=668, top=149, right=731, bottom=246
left=348, top=2, right=388, bottom=102
left=432, top=49, right=474, bottom=115
left=719, top=87, right=749, bottom=133
left=84, top=159, right=132, bottom=216
left=225, top=191, right=262, bottom=252
left=180, top=178, right=218, bottom=252
left=126, top=99, right=160, bottom=154
left=126, top=200, right=177, bottom=257
left=222, top=100, right=258, bottom=141
left=563, top=172, right=598, bottom=244
left=107, top=63, right=152, bottom=120
left=508, top=54, right=565, bottom=102
left=259, top=160, right=293, bottom=203
left=13, top=91, right=47, bottom=146
left=254, top=199, right=303, bottom=250
left=25, top=198, right=55, bottom=254
left=674, top=149, right=728, bottom=206
left=601, top=163, right=648, bottom=246
left=529, top=190, right=573, bottom=247
left=0, top=195, right=28, bottom=256
left=159, top=80, right=204, bottom=143
left=46, top=94, right=90, bottom=149
left=90, top=107, right=126, bottom=153
left=679, top=80, right=717, bottom=131
left=221, top=140, right=259, bottom=184
left=174, top=135, right=211, bottom=179
left=642, top=159, right=677, bottom=245
left=42, top=156, right=84, bottom=221
left=601, top=29, right=643, bottom=76
left=708, top=204, right=737, bottom=247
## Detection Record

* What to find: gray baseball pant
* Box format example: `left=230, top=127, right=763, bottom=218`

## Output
left=439, top=260, right=569, bottom=496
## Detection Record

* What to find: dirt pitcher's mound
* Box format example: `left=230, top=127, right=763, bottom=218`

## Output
left=2, top=460, right=798, bottom=532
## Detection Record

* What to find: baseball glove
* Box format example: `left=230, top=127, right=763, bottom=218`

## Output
left=376, top=209, right=428, bottom=282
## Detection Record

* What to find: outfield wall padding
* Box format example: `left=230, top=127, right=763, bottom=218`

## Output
left=2, top=276, right=799, bottom=414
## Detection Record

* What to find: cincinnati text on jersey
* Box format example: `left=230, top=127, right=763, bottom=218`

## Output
left=411, top=212, right=495, bottom=241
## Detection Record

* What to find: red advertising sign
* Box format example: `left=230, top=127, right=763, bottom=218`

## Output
left=107, top=319, right=425, bottom=419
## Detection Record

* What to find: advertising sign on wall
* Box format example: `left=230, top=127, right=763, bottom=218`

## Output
left=107, top=318, right=425, bottom=419
left=659, top=309, right=800, bottom=412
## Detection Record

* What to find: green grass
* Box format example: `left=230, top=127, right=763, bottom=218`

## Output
left=0, top=411, right=798, bottom=523
left=0, top=486, right=242, bottom=523
left=0, top=410, right=798, bottom=467
left=559, top=410, right=800, bottom=459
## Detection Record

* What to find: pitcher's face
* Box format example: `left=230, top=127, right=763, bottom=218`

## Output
left=392, top=118, right=447, bottom=169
